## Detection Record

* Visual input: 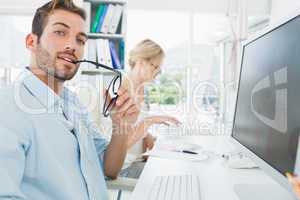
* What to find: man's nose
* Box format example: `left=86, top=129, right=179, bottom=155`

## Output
left=64, top=44, right=76, bottom=54
left=64, top=37, right=78, bottom=53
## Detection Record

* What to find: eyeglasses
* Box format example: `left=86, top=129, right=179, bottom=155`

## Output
left=149, top=62, right=160, bottom=70
left=148, top=61, right=162, bottom=78
left=73, top=59, right=122, bottom=117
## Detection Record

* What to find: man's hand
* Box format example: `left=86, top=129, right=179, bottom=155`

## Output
left=143, top=134, right=156, bottom=151
left=110, top=87, right=139, bottom=126
left=141, top=133, right=156, bottom=161
left=103, top=87, right=139, bottom=179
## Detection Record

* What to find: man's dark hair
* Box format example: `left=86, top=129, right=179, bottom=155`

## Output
left=32, top=0, right=86, bottom=42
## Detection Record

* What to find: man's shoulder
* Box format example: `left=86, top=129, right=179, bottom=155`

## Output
left=0, top=83, right=30, bottom=111
left=0, top=85, right=18, bottom=105
left=0, top=84, right=34, bottom=136
left=0, top=82, right=44, bottom=117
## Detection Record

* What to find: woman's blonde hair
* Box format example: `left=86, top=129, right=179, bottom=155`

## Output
left=128, top=39, right=164, bottom=68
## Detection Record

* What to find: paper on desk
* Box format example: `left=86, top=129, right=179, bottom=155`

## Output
left=155, top=141, right=202, bottom=152
left=142, top=150, right=209, bottom=162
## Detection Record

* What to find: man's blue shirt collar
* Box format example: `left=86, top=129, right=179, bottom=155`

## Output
left=18, top=68, right=64, bottom=110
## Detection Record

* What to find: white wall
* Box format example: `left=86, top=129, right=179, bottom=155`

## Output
left=270, top=0, right=300, bottom=23
left=0, top=0, right=47, bottom=14
left=128, top=0, right=270, bottom=15
left=0, top=0, right=83, bottom=14
left=0, top=0, right=270, bottom=16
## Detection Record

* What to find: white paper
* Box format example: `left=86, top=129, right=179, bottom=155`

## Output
left=142, top=150, right=209, bottom=162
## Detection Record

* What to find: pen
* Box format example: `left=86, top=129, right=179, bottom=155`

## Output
left=174, top=150, right=198, bottom=154
left=182, top=150, right=198, bottom=154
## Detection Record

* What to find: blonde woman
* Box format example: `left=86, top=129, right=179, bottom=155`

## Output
left=120, top=39, right=180, bottom=177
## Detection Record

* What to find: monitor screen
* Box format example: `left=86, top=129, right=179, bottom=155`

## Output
left=232, top=15, right=300, bottom=175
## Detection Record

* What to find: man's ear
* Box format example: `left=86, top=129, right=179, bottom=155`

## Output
left=25, top=33, right=38, bottom=52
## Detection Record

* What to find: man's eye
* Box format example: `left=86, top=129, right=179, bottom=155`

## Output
left=77, top=38, right=86, bottom=45
left=54, top=30, right=65, bottom=36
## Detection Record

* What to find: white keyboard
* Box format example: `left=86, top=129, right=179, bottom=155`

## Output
left=148, top=174, right=201, bottom=200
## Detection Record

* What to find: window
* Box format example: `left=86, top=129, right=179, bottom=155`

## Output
left=127, top=10, right=189, bottom=119
left=0, top=15, right=32, bottom=86
left=0, top=15, right=31, bottom=68
left=127, top=6, right=271, bottom=136
left=127, top=10, right=230, bottom=135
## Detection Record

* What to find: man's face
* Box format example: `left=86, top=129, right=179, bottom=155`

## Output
left=34, top=9, right=87, bottom=81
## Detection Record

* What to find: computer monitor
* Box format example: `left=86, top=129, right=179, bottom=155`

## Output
left=230, top=9, right=300, bottom=197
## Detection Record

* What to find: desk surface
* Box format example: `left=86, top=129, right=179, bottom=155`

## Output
left=130, top=135, right=296, bottom=200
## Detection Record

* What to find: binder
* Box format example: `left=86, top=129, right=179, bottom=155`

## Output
left=96, top=4, right=108, bottom=33
left=119, top=39, right=125, bottom=68
left=87, top=40, right=97, bottom=69
left=91, top=4, right=104, bottom=33
left=109, top=41, right=122, bottom=69
left=100, top=4, right=115, bottom=34
left=95, top=39, right=106, bottom=65
left=78, top=38, right=90, bottom=71
left=108, top=4, right=123, bottom=34
left=103, top=39, right=113, bottom=68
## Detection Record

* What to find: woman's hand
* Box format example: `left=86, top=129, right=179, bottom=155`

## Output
left=127, top=115, right=180, bottom=149
left=103, top=87, right=139, bottom=179
left=287, top=173, right=300, bottom=198
left=144, top=116, right=181, bottom=126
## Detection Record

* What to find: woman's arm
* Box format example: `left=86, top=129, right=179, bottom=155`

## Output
left=127, top=115, right=180, bottom=149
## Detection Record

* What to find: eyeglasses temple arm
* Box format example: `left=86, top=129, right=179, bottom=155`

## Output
left=74, top=59, right=121, bottom=75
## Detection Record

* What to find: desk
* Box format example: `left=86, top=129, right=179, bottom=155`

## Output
left=130, top=135, right=296, bottom=200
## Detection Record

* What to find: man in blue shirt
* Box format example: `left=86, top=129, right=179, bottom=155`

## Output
left=0, top=0, right=138, bottom=199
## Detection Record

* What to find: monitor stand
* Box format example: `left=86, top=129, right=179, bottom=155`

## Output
left=234, top=184, right=296, bottom=200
